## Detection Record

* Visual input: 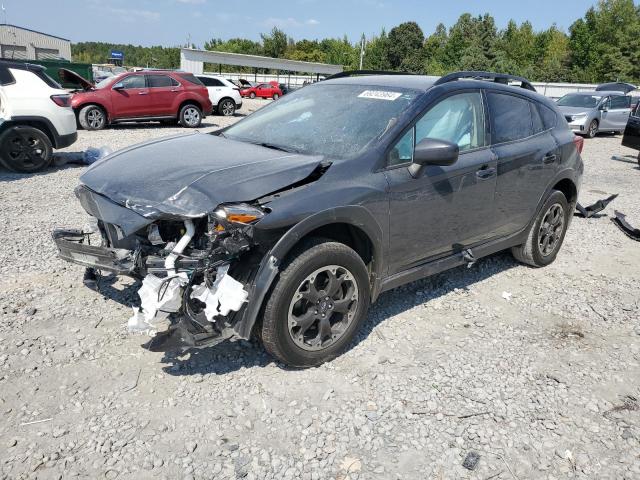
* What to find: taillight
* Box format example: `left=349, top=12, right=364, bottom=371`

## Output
left=51, top=94, right=72, bottom=107
left=573, top=135, right=584, bottom=155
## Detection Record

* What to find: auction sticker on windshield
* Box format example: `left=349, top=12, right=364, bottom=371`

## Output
left=358, top=90, right=403, bottom=101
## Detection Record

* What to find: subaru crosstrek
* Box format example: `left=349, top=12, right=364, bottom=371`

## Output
left=53, top=71, right=583, bottom=367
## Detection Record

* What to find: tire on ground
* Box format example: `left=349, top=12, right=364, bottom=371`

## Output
left=0, top=125, right=53, bottom=173
left=260, top=238, right=371, bottom=368
left=511, top=190, right=570, bottom=267
left=78, top=105, right=106, bottom=131
left=179, top=104, right=202, bottom=128
left=217, top=98, right=236, bottom=117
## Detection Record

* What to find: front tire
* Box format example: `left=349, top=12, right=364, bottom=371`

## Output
left=272, top=93, right=280, bottom=100
left=587, top=119, right=598, bottom=138
left=179, top=104, right=202, bottom=128
left=78, top=105, right=106, bottom=131
left=0, top=126, right=53, bottom=172
left=511, top=190, right=570, bottom=267
left=249, top=92, right=256, bottom=99
left=261, top=239, right=371, bottom=367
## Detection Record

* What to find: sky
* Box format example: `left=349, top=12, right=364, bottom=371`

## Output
left=4, top=0, right=622, bottom=46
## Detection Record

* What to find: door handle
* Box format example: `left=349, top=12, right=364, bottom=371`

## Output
left=170, top=89, right=179, bottom=92
left=138, top=91, right=148, bottom=95
left=543, top=153, right=557, bottom=164
left=476, top=166, right=496, bottom=179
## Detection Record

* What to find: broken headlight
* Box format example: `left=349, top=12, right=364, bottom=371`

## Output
left=213, top=203, right=265, bottom=225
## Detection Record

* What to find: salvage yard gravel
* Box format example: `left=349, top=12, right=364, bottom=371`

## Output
left=1, top=99, right=639, bottom=479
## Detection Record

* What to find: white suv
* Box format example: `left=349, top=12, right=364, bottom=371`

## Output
left=0, top=61, right=77, bottom=172
left=195, top=75, right=243, bottom=117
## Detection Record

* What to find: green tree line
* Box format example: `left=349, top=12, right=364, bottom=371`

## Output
left=71, top=0, right=640, bottom=83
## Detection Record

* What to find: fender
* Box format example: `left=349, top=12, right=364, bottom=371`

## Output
left=233, top=205, right=385, bottom=339
left=7, top=115, right=60, bottom=147
left=538, top=167, right=581, bottom=213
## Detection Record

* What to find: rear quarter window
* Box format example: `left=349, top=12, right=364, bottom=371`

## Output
left=0, top=67, right=15, bottom=85
left=487, top=92, right=533, bottom=144
left=538, top=104, right=558, bottom=130
left=178, top=73, right=204, bottom=86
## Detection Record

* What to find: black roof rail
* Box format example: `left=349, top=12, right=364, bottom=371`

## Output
left=434, top=71, right=536, bottom=92
left=325, top=69, right=415, bottom=81
left=0, top=59, right=46, bottom=72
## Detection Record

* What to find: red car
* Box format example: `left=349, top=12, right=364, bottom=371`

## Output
left=65, top=70, right=213, bottom=130
left=240, top=83, right=283, bottom=100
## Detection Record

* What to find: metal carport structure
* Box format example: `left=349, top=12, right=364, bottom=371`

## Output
left=179, top=48, right=343, bottom=80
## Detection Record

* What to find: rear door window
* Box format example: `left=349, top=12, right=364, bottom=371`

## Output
left=530, top=102, right=544, bottom=134
left=147, top=75, right=178, bottom=88
left=487, top=92, right=533, bottom=144
left=610, top=96, right=631, bottom=109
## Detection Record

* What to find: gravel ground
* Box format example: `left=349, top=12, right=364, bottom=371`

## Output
left=1, top=100, right=639, bottom=479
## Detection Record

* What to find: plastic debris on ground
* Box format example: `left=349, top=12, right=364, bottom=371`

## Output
left=612, top=210, right=640, bottom=241
left=127, top=274, right=186, bottom=335
left=191, top=265, right=249, bottom=321
left=502, top=291, right=512, bottom=301
left=575, top=194, right=618, bottom=218
left=462, top=451, right=481, bottom=471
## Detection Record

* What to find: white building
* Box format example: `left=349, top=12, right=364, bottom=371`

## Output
left=0, top=24, right=71, bottom=61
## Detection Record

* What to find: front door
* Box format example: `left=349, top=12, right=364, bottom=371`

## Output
left=146, top=74, right=180, bottom=116
left=622, top=103, right=640, bottom=151
left=385, top=91, right=497, bottom=275
left=110, top=74, right=149, bottom=119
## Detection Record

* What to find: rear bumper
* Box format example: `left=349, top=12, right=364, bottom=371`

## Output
left=52, top=228, right=137, bottom=275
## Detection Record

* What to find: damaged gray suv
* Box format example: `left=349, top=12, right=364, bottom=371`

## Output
left=54, top=71, right=583, bottom=367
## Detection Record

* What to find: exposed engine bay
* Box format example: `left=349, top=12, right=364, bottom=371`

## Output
left=54, top=202, right=267, bottom=351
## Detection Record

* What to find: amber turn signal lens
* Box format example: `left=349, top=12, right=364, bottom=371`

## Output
left=227, top=214, right=260, bottom=223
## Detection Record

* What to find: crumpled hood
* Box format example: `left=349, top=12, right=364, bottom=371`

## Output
left=79, top=132, right=324, bottom=219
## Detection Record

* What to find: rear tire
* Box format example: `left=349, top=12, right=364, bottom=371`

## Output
left=587, top=119, right=598, bottom=138
left=179, top=104, right=202, bottom=128
left=78, top=105, right=106, bottom=131
left=511, top=190, right=570, bottom=267
left=217, top=98, right=236, bottom=117
left=0, top=126, right=53, bottom=173
left=261, top=238, right=371, bottom=368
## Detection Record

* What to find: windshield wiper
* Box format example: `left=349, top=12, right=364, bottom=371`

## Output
left=254, top=142, right=299, bottom=153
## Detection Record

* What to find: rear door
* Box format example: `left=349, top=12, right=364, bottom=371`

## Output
left=110, top=74, right=149, bottom=118
left=385, top=90, right=497, bottom=274
left=608, top=95, right=632, bottom=131
left=197, top=76, right=221, bottom=105
left=146, top=74, right=180, bottom=116
left=488, top=91, right=560, bottom=237
left=622, top=103, right=640, bottom=151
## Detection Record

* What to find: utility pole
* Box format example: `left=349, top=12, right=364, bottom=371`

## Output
left=359, top=34, right=366, bottom=70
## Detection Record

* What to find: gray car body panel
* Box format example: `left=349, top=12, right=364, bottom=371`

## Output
left=78, top=132, right=324, bottom=220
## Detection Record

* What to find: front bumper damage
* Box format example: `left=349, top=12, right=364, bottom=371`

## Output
left=53, top=208, right=261, bottom=352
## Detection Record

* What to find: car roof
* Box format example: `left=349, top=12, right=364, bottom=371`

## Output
left=567, top=90, right=625, bottom=96
left=323, top=74, right=440, bottom=91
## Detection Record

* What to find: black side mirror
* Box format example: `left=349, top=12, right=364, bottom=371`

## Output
left=408, top=138, right=459, bottom=178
